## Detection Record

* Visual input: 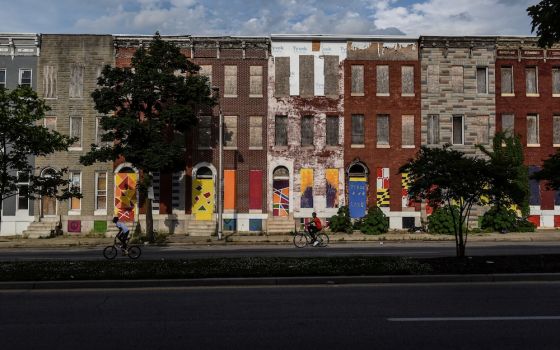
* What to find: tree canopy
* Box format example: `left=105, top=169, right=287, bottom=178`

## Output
left=80, top=32, right=215, bottom=241
left=0, top=86, right=81, bottom=223
left=528, top=0, right=560, bottom=48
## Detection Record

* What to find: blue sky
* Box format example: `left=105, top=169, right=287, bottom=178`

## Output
left=0, top=0, right=539, bottom=36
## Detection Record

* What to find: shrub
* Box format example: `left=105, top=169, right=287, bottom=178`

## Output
left=328, top=206, right=353, bottom=233
left=480, top=206, right=537, bottom=233
left=358, top=207, right=389, bottom=235
left=428, top=205, right=461, bottom=235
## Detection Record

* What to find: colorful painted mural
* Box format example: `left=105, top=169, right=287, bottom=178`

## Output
left=114, top=172, right=138, bottom=222
left=192, top=178, right=214, bottom=220
left=273, top=179, right=289, bottom=217
left=326, top=169, right=339, bottom=208
left=224, top=170, right=236, bottom=210
left=349, top=177, right=367, bottom=218
left=401, top=172, right=412, bottom=208
left=300, top=169, right=313, bottom=208
left=376, top=168, right=390, bottom=207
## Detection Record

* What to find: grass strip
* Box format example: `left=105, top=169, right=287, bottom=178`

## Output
left=1, top=255, right=560, bottom=281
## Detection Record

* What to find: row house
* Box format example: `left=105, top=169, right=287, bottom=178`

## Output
left=344, top=37, right=421, bottom=229
left=33, top=35, right=115, bottom=234
left=0, top=33, right=40, bottom=235
left=495, top=37, right=560, bottom=228
left=268, top=35, right=346, bottom=233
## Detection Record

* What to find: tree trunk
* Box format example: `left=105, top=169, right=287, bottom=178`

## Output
left=146, top=197, right=154, bottom=243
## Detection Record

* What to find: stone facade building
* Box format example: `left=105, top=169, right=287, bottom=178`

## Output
left=496, top=37, right=560, bottom=228
left=344, top=37, right=421, bottom=229
left=32, top=35, right=115, bottom=235
left=268, top=35, right=346, bottom=232
left=0, top=33, right=40, bottom=235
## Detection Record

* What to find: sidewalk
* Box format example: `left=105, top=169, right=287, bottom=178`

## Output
left=2, top=230, right=560, bottom=248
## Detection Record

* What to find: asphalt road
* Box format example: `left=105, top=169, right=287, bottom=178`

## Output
left=2, top=241, right=560, bottom=261
left=1, top=281, right=560, bottom=349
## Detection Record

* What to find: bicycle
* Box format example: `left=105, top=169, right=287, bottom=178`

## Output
left=293, top=225, right=329, bottom=248
left=103, top=236, right=142, bottom=260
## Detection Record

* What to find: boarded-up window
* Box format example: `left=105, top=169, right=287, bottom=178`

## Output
left=224, top=65, right=237, bottom=97
left=477, top=67, right=487, bottom=94
left=326, top=116, right=339, bottom=146
left=70, top=116, right=82, bottom=148
left=43, top=65, right=57, bottom=98
left=224, top=170, right=236, bottom=210
left=69, top=64, right=84, bottom=98
left=198, top=115, right=212, bottom=148
left=451, top=66, right=464, bottom=93
left=275, top=115, right=288, bottom=146
left=299, top=55, right=314, bottom=97
left=275, top=57, right=290, bottom=97
left=224, top=115, right=237, bottom=147
left=377, top=114, right=389, bottom=145
left=501, top=66, right=513, bottom=94
left=249, top=170, right=263, bottom=210
left=352, top=114, right=364, bottom=145
left=554, top=116, right=560, bottom=145
left=402, top=115, right=414, bottom=146
left=401, top=66, right=414, bottom=95
left=502, top=114, right=514, bottom=137
left=44, top=116, right=56, bottom=131
left=526, top=67, right=538, bottom=94
left=427, top=65, right=439, bottom=93
left=324, top=55, right=339, bottom=96
left=477, top=115, right=489, bottom=144
left=301, top=116, right=314, bottom=146
left=427, top=114, right=439, bottom=144
left=552, top=68, right=560, bottom=95
left=199, top=65, right=212, bottom=91
left=351, top=65, right=364, bottom=95
left=452, top=115, right=463, bottom=145
left=527, top=114, right=539, bottom=145
left=249, top=66, right=263, bottom=97
left=377, top=65, right=389, bottom=95
left=249, top=116, right=263, bottom=148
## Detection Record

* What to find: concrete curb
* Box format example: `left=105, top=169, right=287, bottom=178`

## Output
left=2, top=273, right=560, bottom=290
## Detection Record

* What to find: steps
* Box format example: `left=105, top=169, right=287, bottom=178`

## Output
left=22, top=221, right=59, bottom=238
left=267, top=217, right=296, bottom=235
left=186, top=220, right=216, bottom=236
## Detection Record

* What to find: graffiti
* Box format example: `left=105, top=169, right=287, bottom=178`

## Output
left=273, top=179, right=289, bottom=217
left=376, top=168, right=390, bottom=207
left=300, top=168, right=313, bottom=208
left=326, top=169, right=339, bottom=208
left=192, top=178, right=214, bottom=221
left=349, top=177, right=367, bottom=218
left=114, top=172, right=137, bottom=222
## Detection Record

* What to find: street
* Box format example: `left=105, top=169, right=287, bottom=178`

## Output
left=1, top=282, right=560, bottom=349
left=2, top=241, right=560, bottom=261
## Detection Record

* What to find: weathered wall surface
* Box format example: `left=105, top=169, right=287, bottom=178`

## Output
left=495, top=38, right=560, bottom=227
left=268, top=39, right=346, bottom=222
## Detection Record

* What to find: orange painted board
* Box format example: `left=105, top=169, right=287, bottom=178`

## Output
left=224, top=170, right=236, bottom=210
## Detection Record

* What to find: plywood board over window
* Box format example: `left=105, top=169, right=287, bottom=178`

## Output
left=199, top=65, right=212, bottom=91
left=275, top=115, right=288, bottom=146
left=552, top=67, right=560, bottom=96
left=223, top=116, right=238, bottom=148
left=224, top=65, right=237, bottom=97
left=326, top=115, right=339, bottom=146
left=198, top=115, right=212, bottom=149
left=69, top=64, right=84, bottom=98
left=352, top=114, right=364, bottom=146
left=301, top=116, right=314, bottom=146
left=401, top=66, right=414, bottom=96
left=299, top=55, right=314, bottom=97
left=401, top=115, right=414, bottom=147
left=526, top=67, right=538, bottom=95
left=249, top=66, right=263, bottom=97
left=249, top=116, right=263, bottom=149
left=501, top=66, right=514, bottom=95
left=324, top=56, right=339, bottom=97
left=351, top=65, right=364, bottom=95
left=553, top=115, right=560, bottom=145
left=527, top=114, right=539, bottom=145
left=43, top=65, right=57, bottom=98
left=275, top=57, right=290, bottom=97
left=502, top=114, right=514, bottom=137
left=377, top=114, right=389, bottom=146
left=376, top=65, right=389, bottom=95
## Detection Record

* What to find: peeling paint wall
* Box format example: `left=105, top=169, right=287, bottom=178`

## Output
left=347, top=41, right=418, bottom=61
left=268, top=39, right=346, bottom=221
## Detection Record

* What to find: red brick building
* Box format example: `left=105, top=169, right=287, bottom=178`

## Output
left=344, top=38, right=421, bottom=229
left=496, top=37, right=560, bottom=228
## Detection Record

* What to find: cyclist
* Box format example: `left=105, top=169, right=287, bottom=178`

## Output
left=112, top=217, right=130, bottom=253
left=306, top=212, right=322, bottom=246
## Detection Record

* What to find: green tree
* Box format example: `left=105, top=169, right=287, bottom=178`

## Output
left=80, top=33, right=215, bottom=242
left=399, top=145, right=492, bottom=257
left=528, top=0, right=560, bottom=48
left=531, top=151, right=560, bottom=190
left=0, top=86, right=81, bottom=229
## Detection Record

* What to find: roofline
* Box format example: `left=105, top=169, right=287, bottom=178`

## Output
left=271, top=34, right=417, bottom=41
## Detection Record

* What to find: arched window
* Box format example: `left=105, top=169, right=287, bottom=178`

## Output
left=348, top=162, right=368, bottom=178
left=273, top=166, right=289, bottom=179
left=196, top=166, right=213, bottom=179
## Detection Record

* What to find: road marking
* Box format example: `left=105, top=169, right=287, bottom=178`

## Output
left=388, top=316, right=560, bottom=322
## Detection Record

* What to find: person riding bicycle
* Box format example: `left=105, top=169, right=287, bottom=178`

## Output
left=306, top=212, right=323, bottom=246
left=113, top=217, right=130, bottom=252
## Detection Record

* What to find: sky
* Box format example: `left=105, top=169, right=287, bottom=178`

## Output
left=0, top=0, right=540, bottom=37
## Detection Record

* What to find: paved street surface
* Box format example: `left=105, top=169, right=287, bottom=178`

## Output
left=1, top=281, right=560, bottom=349
left=2, top=241, right=560, bottom=261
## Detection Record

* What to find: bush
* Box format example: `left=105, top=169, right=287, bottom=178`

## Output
left=428, top=205, right=461, bottom=235
left=328, top=206, right=353, bottom=233
left=480, top=206, right=536, bottom=233
left=358, top=207, right=389, bottom=235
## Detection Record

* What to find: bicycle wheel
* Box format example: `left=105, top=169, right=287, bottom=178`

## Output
left=293, top=233, right=308, bottom=248
left=103, top=245, right=117, bottom=260
left=317, top=233, right=329, bottom=247
left=127, top=246, right=142, bottom=259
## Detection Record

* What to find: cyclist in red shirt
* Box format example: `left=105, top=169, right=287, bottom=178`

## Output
left=306, top=212, right=322, bottom=246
